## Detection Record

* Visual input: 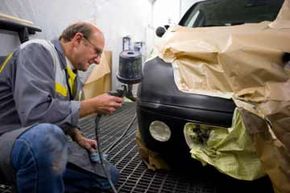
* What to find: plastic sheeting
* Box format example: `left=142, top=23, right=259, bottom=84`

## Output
left=184, top=108, right=265, bottom=181
left=0, top=0, right=153, bottom=89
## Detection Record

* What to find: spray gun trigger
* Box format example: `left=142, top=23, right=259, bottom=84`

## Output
left=108, top=85, right=127, bottom=97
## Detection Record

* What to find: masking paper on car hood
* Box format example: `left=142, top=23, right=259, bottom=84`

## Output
left=157, top=22, right=290, bottom=101
left=157, top=1, right=290, bottom=192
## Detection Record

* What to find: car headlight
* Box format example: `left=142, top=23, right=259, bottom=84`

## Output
left=149, top=121, right=171, bottom=142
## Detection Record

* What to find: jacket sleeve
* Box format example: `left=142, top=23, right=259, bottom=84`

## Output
left=13, top=43, right=80, bottom=130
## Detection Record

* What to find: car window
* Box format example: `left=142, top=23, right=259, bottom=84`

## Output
left=179, top=0, right=284, bottom=28
left=186, top=10, right=201, bottom=27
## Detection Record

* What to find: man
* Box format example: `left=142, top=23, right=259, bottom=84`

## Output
left=0, top=21, right=123, bottom=193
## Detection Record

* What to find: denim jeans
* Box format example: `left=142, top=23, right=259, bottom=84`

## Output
left=10, top=123, right=119, bottom=193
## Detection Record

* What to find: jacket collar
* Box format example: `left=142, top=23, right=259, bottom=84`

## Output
left=51, top=39, right=67, bottom=70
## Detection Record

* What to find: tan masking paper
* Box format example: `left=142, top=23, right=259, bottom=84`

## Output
left=83, top=51, right=112, bottom=98
left=157, top=22, right=290, bottom=100
left=155, top=0, right=290, bottom=192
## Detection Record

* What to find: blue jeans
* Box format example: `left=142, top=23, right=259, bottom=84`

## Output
left=10, top=123, right=119, bottom=193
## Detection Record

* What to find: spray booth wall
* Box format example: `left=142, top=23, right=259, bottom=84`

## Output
left=0, top=0, right=200, bottom=89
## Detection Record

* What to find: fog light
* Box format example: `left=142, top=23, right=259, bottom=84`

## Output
left=149, top=121, right=171, bottom=142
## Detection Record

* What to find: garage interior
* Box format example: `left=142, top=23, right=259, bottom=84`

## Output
left=1, top=0, right=290, bottom=193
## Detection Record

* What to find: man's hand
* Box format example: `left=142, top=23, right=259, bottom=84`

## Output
left=91, top=93, right=123, bottom=114
left=76, top=135, right=97, bottom=152
left=80, top=93, right=123, bottom=117
left=68, top=128, right=97, bottom=152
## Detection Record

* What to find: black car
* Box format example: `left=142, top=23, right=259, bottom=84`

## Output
left=137, top=0, right=284, bottom=170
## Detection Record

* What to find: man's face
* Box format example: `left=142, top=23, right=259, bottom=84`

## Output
left=73, top=31, right=105, bottom=71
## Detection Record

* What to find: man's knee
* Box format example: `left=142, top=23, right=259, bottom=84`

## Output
left=15, top=123, right=68, bottom=174
left=32, top=123, right=65, bottom=138
left=25, top=123, right=66, bottom=147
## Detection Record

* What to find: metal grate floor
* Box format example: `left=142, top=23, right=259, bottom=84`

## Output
left=80, top=102, right=216, bottom=193
left=0, top=102, right=274, bottom=193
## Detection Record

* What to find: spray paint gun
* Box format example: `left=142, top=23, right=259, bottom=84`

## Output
left=90, top=36, right=143, bottom=160
left=89, top=36, right=143, bottom=192
left=89, top=85, right=126, bottom=163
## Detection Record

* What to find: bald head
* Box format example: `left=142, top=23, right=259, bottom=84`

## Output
left=59, top=21, right=105, bottom=71
left=59, top=21, right=104, bottom=43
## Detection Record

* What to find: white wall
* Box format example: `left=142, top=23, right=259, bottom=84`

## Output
left=150, top=0, right=201, bottom=54
left=152, top=0, right=201, bottom=27
left=94, top=0, right=152, bottom=89
left=0, top=0, right=98, bottom=54
left=0, top=0, right=201, bottom=89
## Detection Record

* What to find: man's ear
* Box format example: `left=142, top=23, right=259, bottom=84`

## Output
left=72, top=32, right=83, bottom=47
left=74, top=32, right=83, bottom=43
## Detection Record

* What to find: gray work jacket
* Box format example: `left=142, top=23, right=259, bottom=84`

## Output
left=0, top=39, right=81, bottom=135
left=0, top=39, right=107, bottom=184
